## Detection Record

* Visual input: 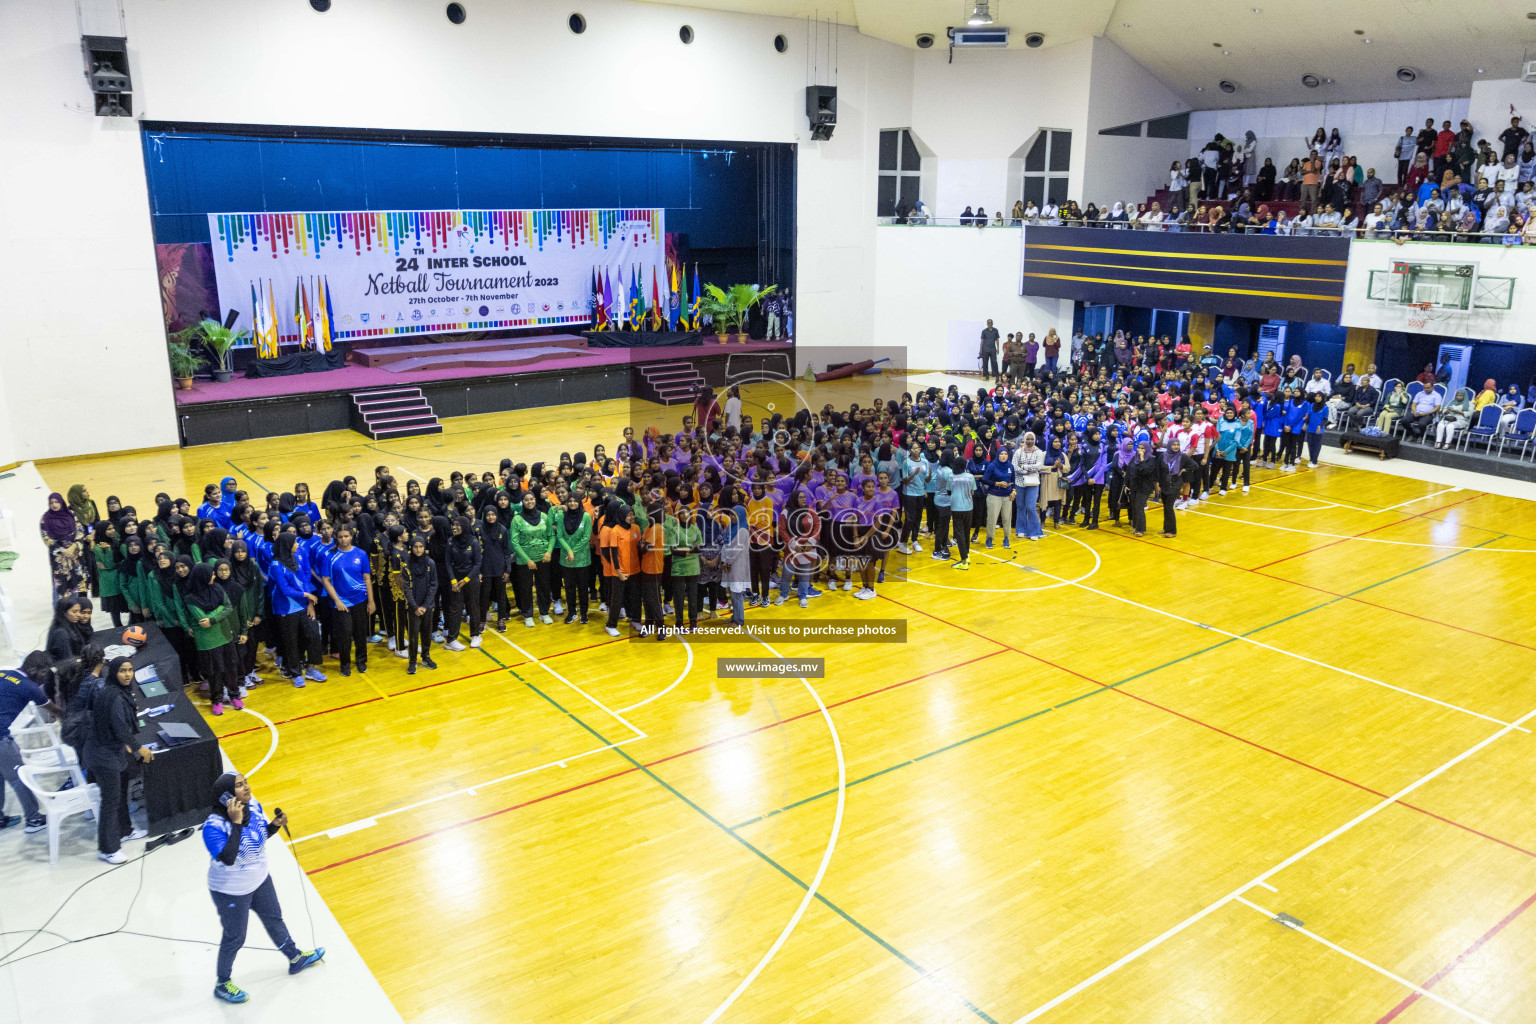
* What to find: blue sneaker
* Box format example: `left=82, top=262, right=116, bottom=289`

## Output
left=213, top=981, right=249, bottom=1003
left=805, top=588, right=824, bottom=598
left=288, top=673, right=306, bottom=688
left=289, top=947, right=325, bottom=974
left=304, top=667, right=327, bottom=683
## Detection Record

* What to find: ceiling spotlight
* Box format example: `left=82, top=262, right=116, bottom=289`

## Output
left=1324, top=77, right=1333, bottom=83
left=966, top=2, right=993, bottom=26
left=1478, top=68, right=1485, bottom=74
left=1222, top=50, right=1229, bottom=54
left=1252, top=7, right=1261, bottom=12
left=1301, top=73, right=1320, bottom=87
left=1122, top=22, right=1130, bottom=27
left=1364, top=38, right=1371, bottom=43
left=1196, top=86, right=1204, bottom=91
left=1396, top=66, right=1417, bottom=82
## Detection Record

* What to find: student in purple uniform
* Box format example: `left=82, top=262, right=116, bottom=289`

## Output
left=824, top=473, right=861, bottom=592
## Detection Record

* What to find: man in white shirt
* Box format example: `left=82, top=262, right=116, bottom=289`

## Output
left=1362, top=364, right=1383, bottom=390
left=723, top=386, right=742, bottom=431
left=1304, top=369, right=1332, bottom=397
left=1404, top=387, right=1442, bottom=438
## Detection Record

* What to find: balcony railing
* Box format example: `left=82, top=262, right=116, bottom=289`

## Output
left=879, top=216, right=1536, bottom=244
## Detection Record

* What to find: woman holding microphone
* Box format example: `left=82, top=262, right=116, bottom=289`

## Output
left=204, top=771, right=325, bottom=1003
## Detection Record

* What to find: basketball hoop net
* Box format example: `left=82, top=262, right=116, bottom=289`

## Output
left=1405, top=302, right=1433, bottom=330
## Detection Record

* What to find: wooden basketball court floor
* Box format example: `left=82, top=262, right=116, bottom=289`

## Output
left=42, top=377, right=1536, bottom=1023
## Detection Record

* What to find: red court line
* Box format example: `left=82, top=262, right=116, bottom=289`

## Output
left=1096, top=505, right=1536, bottom=655
left=876, top=593, right=1536, bottom=862
left=214, top=635, right=632, bottom=740
left=1373, top=887, right=1536, bottom=1023
left=306, top=649, right=1008, bottom=875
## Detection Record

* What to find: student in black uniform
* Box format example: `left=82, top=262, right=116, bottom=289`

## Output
left=400, top=535, right=439, bottom=675
left=478, top=505, right=512, bottom=632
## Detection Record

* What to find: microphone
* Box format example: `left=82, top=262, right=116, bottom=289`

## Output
left=274, top=806, right=292, bottom=837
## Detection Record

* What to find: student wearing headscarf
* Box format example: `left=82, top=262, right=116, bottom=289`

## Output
left=544, top=492, right=589, bottom=625
left=46, top=595, right=95, bottom=661
left=202, top=772, right=323, bottom=1004
left=92, top=520, right=126, bottom=627
left=399, top=534, right=438, bottom=674
left=1159, top=438, right=1196, bottom=537
left=1216, top=406, right=1256, bottom=494
left=1124, top=440, right=1158, bottom=537
left=1011, top=433, right=1046, bottom=540
left=186, top=562, right=240, bottom=714
left=600, top=504, right=641, bottom=637
left=477, top=504, right=513, bottom=631
left=509, top=493, right=554, bottom=629
left=443, top=515, right=483, bottom=647
left=321, top=522, right=374, bottom=675
left=86, top=655, right=154, bottom=864
left=118, top=533, right=148, bottom=624
left=1078, top=426, right=1109, bottom=529
left=268, top=534, right=321, bottom=687
left=41, top=493, right=85, bottom=599
left=718, top=507, right=751, bottom=627
left=1107, top=434, right=1135, bottom=525
left=227, top=540, right=265, bottom=689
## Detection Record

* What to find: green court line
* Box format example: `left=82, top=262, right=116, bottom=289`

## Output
left=724, top=534, right=1507, bottom=832
left=515, top=671, right=1000, bottom=1023
left=225, top=459, right=268, bottom=494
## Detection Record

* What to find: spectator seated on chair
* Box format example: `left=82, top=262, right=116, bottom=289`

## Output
left=1326, top=372, right=1355, bottom=427
left=1434, top=389, right=1474, bottom=448
left=1303, top=369, right=1332, bottom=398
left=1376, top=382, right=1410, bottom=432
left=1345, top=378, right=1379, bottom=430
left=1404, top=386, right=1443, bottom=438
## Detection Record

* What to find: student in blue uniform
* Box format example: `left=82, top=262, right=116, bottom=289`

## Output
left=1259, top=393, right=1285, bottom=469
left=321, top=522, right=373, bottom=677
left=267, top=534, right=320, bottom=687
left=1281, top=391, right=1309, bottom=471
left=1301, top=392, right=1330, bottom=470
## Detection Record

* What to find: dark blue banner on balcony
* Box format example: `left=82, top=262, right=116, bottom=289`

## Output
left=1020, top=227, right=1350, bottom=324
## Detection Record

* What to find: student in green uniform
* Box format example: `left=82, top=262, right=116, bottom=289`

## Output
left=94, top=522, right=126, bottom=627
left=186, top=563, right=240, bottom=714
left=117, top=534, right=147, bottom=624
left=226, top=541, right=266, bottom=690
left=509, top=492, right=554, bottom=627
left=551, top=492, right=592, bottom=625
left=665, top=503, right=703, bottom=630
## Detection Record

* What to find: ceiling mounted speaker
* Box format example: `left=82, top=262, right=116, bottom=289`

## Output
left=1301, top=73, right=1320, bottom=88
left=915, top=32, right=935, bottom=48
left=1219, top=80, right=1236, bottom=93
left=1396, top=66, right=1417, bottom=82
left=1024, top=32, right=1045, bottom=47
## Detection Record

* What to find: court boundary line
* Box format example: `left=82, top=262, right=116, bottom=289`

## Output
left=734, top=591, right=1536, bottom=862
left=1010, top=556, right=1526, bottom=732
left=1232, top=896, right=1492, bottom=1024
left=1008, top=702, right=1536, bottom=1024
left=240, top=707, right=279, bottom=778
left=1188, top=503, right=1536, bottom=552
left=490, top=631, right=646, bottom=738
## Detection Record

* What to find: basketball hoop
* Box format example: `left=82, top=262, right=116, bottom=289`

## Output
left=1405, top=302, right=1433, bottom=329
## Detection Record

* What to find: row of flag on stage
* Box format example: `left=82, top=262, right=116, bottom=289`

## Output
left=590, top=263, right=702, bottom=331
left=250, top=277, right=335, bottom=358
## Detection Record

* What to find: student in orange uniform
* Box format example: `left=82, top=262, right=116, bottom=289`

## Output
left=600, top=504, right=640, bottom=638
left=745, top=480, right=777, bottom=607
left=638, top=502, right=667, bottom=638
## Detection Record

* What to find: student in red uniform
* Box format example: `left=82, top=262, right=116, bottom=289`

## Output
left=600, top=505, right=640, bottom=638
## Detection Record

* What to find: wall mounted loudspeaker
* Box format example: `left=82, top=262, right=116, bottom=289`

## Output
left=916, top=33, right=935, bottom=48
left=806, top=85, right=837, bottom=141
left=81, top=35, right=132, bottom=117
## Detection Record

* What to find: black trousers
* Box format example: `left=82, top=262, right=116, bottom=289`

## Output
left=376, top=584, right=395, bottom=640
left=443, top=585, right=466, bottom=639
left=1282, top=432, right=1303, bottom=464
left=950, top=509, right=972, bottom=560
left=515, top=563, right=552, bottom=618
left=199, top=643, right=239, bottom=703
left=670, top=576, right=700, bottom=626
left=1159, top=485, right=1178, bottom=535
left=1107, top=469, right=1126, bottom=521
left=406, top=608, right=433, bottom=664
left=750, top=547, right=775, bottom=600
left=1081, top=483, right=1103, bottom=526
left=901, top=494, right=924, bottom=544
left=275, top=611, right=321, bottom=674
left=932, top=506, right=952, bottom=555
left=480, top=574, right=511, bottom=625
left=91, top=761, right=132, bottom=854
left=606, top=575, right=638, bottom=629
left=390, top=598, right=409, bottom=650
left=560, top=564, right=589, bottom=620
left=1129, top=488, right=1151, bottom=533
left=1219, top=453, right=1250, bottom=490
left=980, top=352, right=998, bottom=377
left=333, top=600, right=370, bottom=669
left=1262, top=434, right=1280, bottom=461
left=640, top=572, right=665, bottom=628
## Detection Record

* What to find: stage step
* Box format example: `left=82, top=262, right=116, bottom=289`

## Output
left=349, top=387, right=442, bottom=440
left=635, top=360, right=706, bottom=406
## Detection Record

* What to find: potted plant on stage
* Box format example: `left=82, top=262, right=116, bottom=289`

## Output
left=194, top=318, right=252, bottom=383
left=701, top=283, right=775, bottom=343
left=166, top=326, right=207, bottom=390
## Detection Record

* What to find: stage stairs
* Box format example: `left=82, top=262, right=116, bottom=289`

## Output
left=637, top=361, right=704, bottom=406
left=350, top=387, right=443, bottom=440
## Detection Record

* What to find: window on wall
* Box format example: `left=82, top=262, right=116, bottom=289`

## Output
left=878, top=129, right=921, bottom=217
left=1021, top=129, right=1071, bottom=207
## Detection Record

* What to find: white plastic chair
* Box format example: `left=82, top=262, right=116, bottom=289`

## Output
left=18, top=764, right=100, bottom=865
left=8, top=706, right=85, bottom=784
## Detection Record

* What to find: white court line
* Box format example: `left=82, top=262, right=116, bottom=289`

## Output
left=1252, top=482, right=1460, bottom=515
left=1252, top=880, right=1277, bottom=893
left=394, top=465, right=425, bottom=482
left=240, top=707, right=279, bottom=778
left=701, top=634, right=846, bottom=1024
left=1232, top=896, right=1493, bottom=1024
left=898, top=530, right=1102, bottom=593
left=289, top=737, right=640, bottom=844
left=616, top=640, right=694, bottom=713
left=490, top=631, right=646, bottom=738
left=1185, top=507, right=1536, bottom=552
left=989, top=558, right=1526, bottom=732
left=1010, top=701, right=1536, bottom=1023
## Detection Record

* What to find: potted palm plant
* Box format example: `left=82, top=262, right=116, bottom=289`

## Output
left=195, top=318, right=252, bottom=383
left=701, top=283, right=776, bottom=342
left=167, top=325, right=207, bottom=390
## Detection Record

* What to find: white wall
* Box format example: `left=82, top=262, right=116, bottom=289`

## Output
left=1469, top=78, right=1536, bottom=150
left=0, top=0, right=916, bottom=459
left=910, top=38, right=1094, bottom=219
left=872, top=225, right=1071, bottom=369
left=1188, top=96, right=1471, bottom=185
left=1082, top=37, right=1190, bottom=209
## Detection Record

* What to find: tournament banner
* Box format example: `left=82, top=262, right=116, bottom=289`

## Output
left=208, top=208, right=664, bottom=346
